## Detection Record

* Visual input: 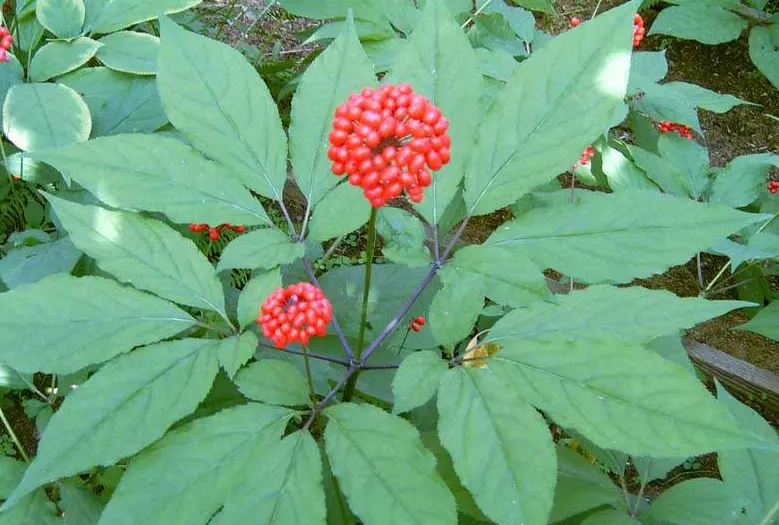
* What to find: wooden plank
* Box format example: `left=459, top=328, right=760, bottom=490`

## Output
left=682, top=338, right=779, bottom=415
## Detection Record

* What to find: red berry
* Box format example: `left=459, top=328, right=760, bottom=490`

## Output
left=208, top=227, right=220, bottom=241
left=257, top=283, right=332, bottom=348
left=415, top=316, right=426, bottom=326
left=234, top=225, right=246, bottom=233
left=633, top=14, right=645, bottom=48
left=327, top=84, right=451, bottom=207
left=410, top=322, right=420, bottom=332
left=570, top=17, right=581, bottom=27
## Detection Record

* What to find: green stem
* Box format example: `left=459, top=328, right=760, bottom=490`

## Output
left=215, top=0, right=240, bottom=39
left=460, top=0, right=494, bottom=29
left=0, top=406, right=30, bottom=462
left=341, top=208, right=378, bottom=402
left=759, top=497, right=779, bottom=525
left=301, top=344, right=316, bottom=400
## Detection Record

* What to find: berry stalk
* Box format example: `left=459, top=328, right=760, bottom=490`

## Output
left=341, top=207, right=379, bottom=402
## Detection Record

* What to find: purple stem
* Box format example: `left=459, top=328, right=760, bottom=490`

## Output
left=303, top=365, right=356, bottom=429
left=359, top=216, right=471, bottom=364
left=257, top=342, right=351, bottom=367
left=302, top=257, right=355, bottom=361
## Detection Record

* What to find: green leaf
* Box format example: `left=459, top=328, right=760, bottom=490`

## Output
left=90, top=0, right=202, bottom=33
left=217, top=229, right=305, bottom=272
left=511, top=0, right=554, bottom=14
left=58, top=67, right=168, bottom=137
left=47, top=195, right=226, bottom=314
left=711, top=153, right=779, bottom=208
left=631, top=455, right=685, bottom=485
left=663, top=81, right=754, bottom=113
left=645, top=334, right=696, bottom=375
left=392, top=350, right=447, bottom=414
left=485, top=190, right=766, bottom=283
left=58, top=481, right=105, bottom=525
left=649, top=4, right=747, bottom=45
left=386, top=0, right=483, bottom=225
left=429, top=268, right=484, bottom=348
left=0, top=490, right=59, bottom=524
left=599, top=140, right=656, bottom=191
left=36, top=0, right=85, bottom=38
left=581, top=509, right=641, bottom=525
left=97, top=404, right=293, bottom=525
left=97, top=31, right=159, bottom=75
left=0, top=54, right=24, bottom=132
left=214, top=430, right=326, bottom=525
left=448, top=244, right=548, bottom=307
left=631, top=83, right=702, bottom=137
left=35, top=135, right=270, bottom=226
left=717, top=382, right=779, bottom=523
left=749, top=26, right=779, bottom=90
left=215, top=331, right=258, bottom=378
left=158, top=16, right=287, bottom=200
left=324, top=402, right=457, bottom=525
left=549, top=446, right=622, bottom=523
left=0, top=274, right=195, bottom=374
left=3, top=83, right=91, bottom=151
left=14, top=13, right=45, bottom=52
left=83, top=0, right=108, bottom=29
left=0, top=237, right=81, bottom=290
left=289, top=16, right=375, bottom=208
left=490, top=335, right=769, bottom=457
left=484, top=0, right=535, bottom=43
left=237, top=269, right=281, bottom=330
left=437, top=367, right=556, bottom=525
left=737, top=299, right=779, bottom=341
left=29, top=38, right=102, bottom=82
left=627, top=50, right=668, bottom=94
left=376, top=207, right=431, bottom=268
left=0, top=457, right=26, bottom=499
left=464, top=2, right=634, bottom=215
left=631, top=134, right=710, bottom=199
left=643, top=478, right=745, bottom=525
left=6, top=338, right=220, bottom=505
left=486, top=285, right=748, bottom=344
left=307, top=183, right=371, bottom=242
left=235, top=359, right=310, bottom=406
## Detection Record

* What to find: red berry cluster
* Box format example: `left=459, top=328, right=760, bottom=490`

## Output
left=570, top=17, right=581, bottom=27
left=0, top=26, right=13, bottom=63
left=633, top=14, right=645, bottom=48
left=257, top=283, right=333, bottom=348
left=189, top=223, right=245, bottom=241
left=410, top=316, right=426, bottom=332
left=573, top=145, right=594, bottom=169
left=328, top=84, right=451, bottom=208
left=768, top=181, right=779, bottom=194
left=658, top=121, right=693, bottom=139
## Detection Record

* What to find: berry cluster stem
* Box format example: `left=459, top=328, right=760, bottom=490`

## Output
left=341, top=207, right=378, bottom=402
left=0, top=406, right=29, bottom=463
left=300, top=344, right=316, bottom=400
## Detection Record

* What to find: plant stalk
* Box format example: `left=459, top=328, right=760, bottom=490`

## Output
left=301, top=258, right=354, bottom=360
left=0, top=406, right=29, bottom=462
left=260, top=344, right=351, bottom=367
left=341, top=208, right=378, bottom=402
left=301, top=344, right=316, bottom=400
left=758, top=496, right=779, bottom=525
left=215, top=0, right=240, bottom=39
